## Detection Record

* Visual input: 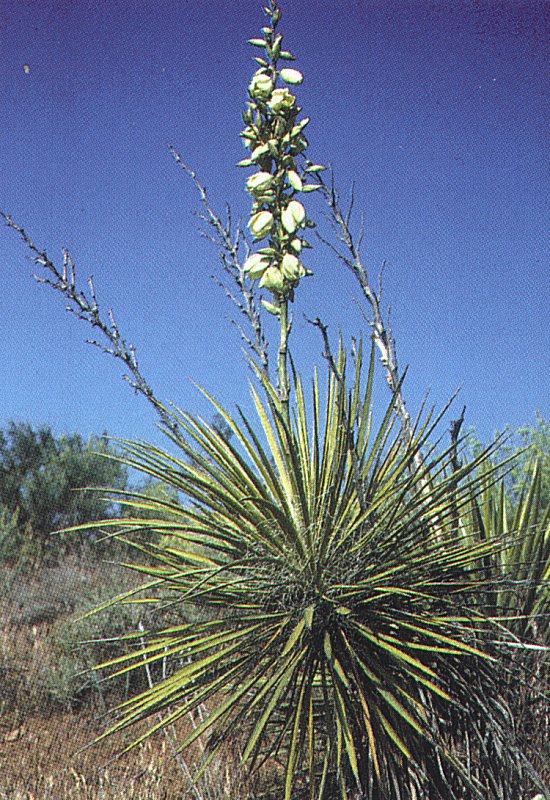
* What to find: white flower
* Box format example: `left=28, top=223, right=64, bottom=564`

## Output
left=248, top=210, right=274, bottom=240
left=248, top=71, right=274, bottom=99
left=267, top=88, right=295, bottom=113
left=287, top=170, right=303, bottom=191
left=251, top=143, right=270, bottom=161
left=279, top=68, right=303, bottom=85
left=280, top=253, right=304, bottom=282
left=243, top=252, right=271, bottom=279
left=246, top=172, right=274, bottom=195
left=281, top=200, right=306, bottom=234
left=259, top=266, right=285, bottom=293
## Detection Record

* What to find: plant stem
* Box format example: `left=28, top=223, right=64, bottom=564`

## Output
left=278, top=296, right=290, bottom=424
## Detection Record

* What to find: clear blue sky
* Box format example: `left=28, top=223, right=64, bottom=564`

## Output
left=1, top=0, right=548, bottom=449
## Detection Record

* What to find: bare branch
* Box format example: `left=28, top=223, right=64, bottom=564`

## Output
left=1, top=211, right=186, bottom=444
left=449, top=405, right=467, bottom=537
left=304, top=315, right=339, bottom=378
left=450, top=406, right=467, bottom=474
left=170, top=147, right=269, bottom=377
left=316, top=171, right=419, bottom=459
left=315, top=169, right=445, bottom=536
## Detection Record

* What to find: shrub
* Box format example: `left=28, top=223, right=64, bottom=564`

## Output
left=0, top=422, right=127, bottom=565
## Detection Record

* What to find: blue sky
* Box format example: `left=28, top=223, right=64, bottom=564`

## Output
left=1, top=0, right=548, bottom=449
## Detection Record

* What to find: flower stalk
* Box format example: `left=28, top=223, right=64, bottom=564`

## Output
left=240, top=0, right=323, bottom=422
left=277, top=296, right=290, bottom=417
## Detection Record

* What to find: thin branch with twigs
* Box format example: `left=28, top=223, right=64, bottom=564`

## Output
left=170, top=147, right=269, bottom=377
left=315, top=169, right=424, bottom=471
left=2, top=150, right=271, bottom=441
left=0, top=211, right=186, bottom=444
left=313, top=169, right=450, bottom=538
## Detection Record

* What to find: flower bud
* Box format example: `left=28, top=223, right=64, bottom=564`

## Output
left=305, top=164, right=326, bottom=173
left=267, top=138, right=279, bottom=157
left=240, top=126, right=256, bottom=142
left=292, top=117, right=310, bottom=134
left=248, top=71, right=274, bottom=100
left=261, top=299, right=281, bottom=316
left=259, top=266, right=285, bottom=293
left=290, top=237, right=302, bottom=253
left=248, top=210, right=274, bottom=240
left=251, top=143, right=270, bottom=161
left=279, top=68, right=303, bottom=85
left=281, top=200, right=306, bottom=234
left=271, top=34, right=283, bottom=61
left=267, top=88, right=295, bottom=113
left=287, top=170, right=303, bottom=191
left=243, top=252, right=271, bottom=279
left=301, top=184, right=321, bottom=193
left=246, top=171, right=274, bottom=195
left=281, top=252, right=304, bottom=282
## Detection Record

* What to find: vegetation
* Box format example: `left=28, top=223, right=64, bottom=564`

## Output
left=0, top=422, right=127, bottom=565
left=1, top=0, right=547, bottom=798
left=0, top=559, right=253, bottom=800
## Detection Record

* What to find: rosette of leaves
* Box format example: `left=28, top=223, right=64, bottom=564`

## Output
left=239, top=1, right=324, bottom=305
left=75, top=343, right=542, bottom=799
left=461, top=459, right=550, bottom=791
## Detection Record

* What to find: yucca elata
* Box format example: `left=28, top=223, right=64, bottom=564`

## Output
left=66, top=3, right=546, bottom=797
left=73, top=340, right=544, bottom=798
left=462, top=458, right=550, bottom=792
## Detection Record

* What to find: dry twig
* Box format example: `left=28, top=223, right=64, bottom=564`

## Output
left=1, top=211, right=186, bottom=444
left=170, top=148, right=269, bottom=377
left=315, top=170, right=427, bottom=471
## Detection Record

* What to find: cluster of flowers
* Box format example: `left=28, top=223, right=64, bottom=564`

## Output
left=239, top=3, right=324, bottom=311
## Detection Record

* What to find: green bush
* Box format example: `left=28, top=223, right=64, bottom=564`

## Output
left=0, top=422, right=127, bottom=564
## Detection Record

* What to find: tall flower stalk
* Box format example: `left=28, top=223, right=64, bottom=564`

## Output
left=240, top=0, right=323, bottom=423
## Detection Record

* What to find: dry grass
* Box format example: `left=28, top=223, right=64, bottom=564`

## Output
left=0, top=559, right=259, bottom=800
left=0, top=709, right=254, bottom=799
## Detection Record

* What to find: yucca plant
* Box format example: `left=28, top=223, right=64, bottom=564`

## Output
left=61, top=3, right=545, bottom=797
left=465, top=457, right=549, bottom=636
left=462, top=458, right=550, bottom=791
left=6, top=1, right=541, bottom=796
left=71, top=340, right=544, bottom=799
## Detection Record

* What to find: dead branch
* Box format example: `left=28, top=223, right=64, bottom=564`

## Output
left=316, top=169, right=423, bottom=469
left=1, top=211, right=186, bottom=444
left=449, top=405, right=467, bottom=537
left=305, top=315, right=368, bottom=514
left=170, top=147, right=269, bottom=377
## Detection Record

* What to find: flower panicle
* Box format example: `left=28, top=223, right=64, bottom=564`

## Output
left=240, top=0, right=325, bottom=304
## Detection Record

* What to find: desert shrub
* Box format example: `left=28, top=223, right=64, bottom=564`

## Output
left=0, top=422, right=127, bottom=565
left=44, top=563, right=209, bottom=712
left=81, top=353, right=546, bottom=798
left=0, top=561, right=173, bottom=716
left=0, top=506, right=24, bottom=562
